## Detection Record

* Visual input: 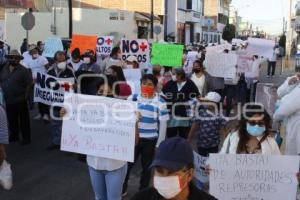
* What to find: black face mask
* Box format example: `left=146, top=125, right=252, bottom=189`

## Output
left=193, top=68, right=202, bottom=73
left=9, top=60, right=19, bottom=67
left=106, top=95, right=114, bottom=98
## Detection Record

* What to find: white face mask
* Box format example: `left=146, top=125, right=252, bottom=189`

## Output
left=172, top=75, right=177, bottom=81
left=154, top=176, right=182, bottom=199
left=126, top=65, right=133, bottom=69
left=57, top=62, right=67, bottom=70
left=83, top=57, right=91, bottom=64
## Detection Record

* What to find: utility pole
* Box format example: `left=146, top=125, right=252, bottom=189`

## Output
left=150, top=0, right=154, bottom=39
left=68, top=0, right=73, bottom=38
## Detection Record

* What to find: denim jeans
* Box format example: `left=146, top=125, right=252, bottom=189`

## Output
left=50, top=110, right=62, bottom=145
left=89, top=164, right=128, bottom=200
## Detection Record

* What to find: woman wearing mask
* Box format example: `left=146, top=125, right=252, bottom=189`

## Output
left=67, top=48, right=83, bottom=72
left=77, top=50, right=101, bottom=74
left=61, top=75, right=139, bottom=200
left=220, top=104, right=280, bottom=154
left=189, top=60, right=214, bottom=97
left=106, top=65, right=132, bottom=99
left=46, top=51, right=76, bottom=150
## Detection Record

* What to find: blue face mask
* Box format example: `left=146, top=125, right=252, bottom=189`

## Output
left=246, top=123, right=266, bottom=137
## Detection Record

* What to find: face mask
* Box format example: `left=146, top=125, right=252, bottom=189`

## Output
left=172, top=75, right=177, bottom=81
left=246, top=123, right=266, bottom=137
left=9, top=60, right=19, bottom=67
left=154, top=176, right=182, bottom=199
left=83, top=57, right=91, bottom=64
left=32, top=54, right=39, bottom=59
left=57, top=62, right=67, bottom=70
left=126, top=65, right=133, bottom=69
left=141, top=85, right=155, bottom=98
left=193, top=68, right=202, bottom=73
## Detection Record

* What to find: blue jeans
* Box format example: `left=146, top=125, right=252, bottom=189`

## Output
left=89, top=164, right=128, bottom=200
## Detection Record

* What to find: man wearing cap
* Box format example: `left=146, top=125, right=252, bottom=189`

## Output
left=0, top=50, right=32, bottom=145
left=188, top=92, right=227, bottom=157
left=126, top=55, right=139, bottom=69
left=131, top=137, right=217, bottom=200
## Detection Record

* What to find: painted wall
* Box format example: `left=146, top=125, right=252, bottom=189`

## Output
left=5, top=8, right=164, bottom=49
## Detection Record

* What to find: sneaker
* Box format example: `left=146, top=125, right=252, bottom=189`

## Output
left=43, top=115, right=50, bottom=121
left=0, top=161, right=13, bottom=190
left=33, top=114, right=42, bottom=120
left=266, top=75, right=270, bottom=78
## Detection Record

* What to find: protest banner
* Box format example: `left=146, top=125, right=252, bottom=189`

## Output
left=42, top=37, right=64, bottom=58
left=209, top=154, right=300, bottom=200
left=203, top=53, right=238, bottom=79
left=96, top=36, right=114, bottom=56
left=246, top=37, right=275, bottom=59
left=232, top=38, right=244, bottom=46
left=184, top=51, right=198, bottom=74
left=123, top=69, right=142, bottom=95
left=193, top=152, right=209, bottom=189
left=151, top=43, right=184, bottom=67
left=255, top=83, right=279, bottom=116
left=206, top=43, right=232, bottom=54
left=34, top=72, right=74, bottom=106
left=61, top=94, right=137, bottom=162
left=121, top=39, right=150, bottom=71
left=70, top=34, right=98, bottom=55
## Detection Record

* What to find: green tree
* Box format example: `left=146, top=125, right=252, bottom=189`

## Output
left=222, top=24, right=236, bottom=43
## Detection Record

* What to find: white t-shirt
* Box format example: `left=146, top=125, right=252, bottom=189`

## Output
left=21, top=51, right=32, bottom=68
left=67, top=59, right=84, bottom=71
left=191, top=73, right=205, bottom=95
left=245, top=58, right=266, bottom=79
left=27, top=55, right=49, bottom=78
left=87, top=156, right=127, bottom=171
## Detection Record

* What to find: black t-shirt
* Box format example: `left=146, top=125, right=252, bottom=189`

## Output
left=130, top=183, right=217, bottom=200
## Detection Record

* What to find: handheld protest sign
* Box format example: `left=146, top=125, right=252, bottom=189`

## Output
left=97, top=36, right=114, bottom=56
left=121, top=39, right=150, bottom=71
left=42, top=37, right=64, bottom=58
left=151, top=43, right=184, bottom=67
left=70, top=34, right=97, bottom=55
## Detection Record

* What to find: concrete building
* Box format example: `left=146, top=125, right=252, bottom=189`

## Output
left=202, top=0, right=231, bottom=44
left=165, top=0, right=204, bottom=45
left=4, top=0, right=164, bottom=49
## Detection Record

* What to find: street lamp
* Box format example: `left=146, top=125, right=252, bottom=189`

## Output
left=150, top=0, right=154, bottom=39
left=68, top=0, right=73, bottom=38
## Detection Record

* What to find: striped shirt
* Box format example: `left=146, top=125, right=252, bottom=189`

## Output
left=0, top=106, right=8, bottom=144
left=129, top=94, right=169, bottom=139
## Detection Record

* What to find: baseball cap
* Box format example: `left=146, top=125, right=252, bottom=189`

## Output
left=201, top=92, right=221, bottom=103
left=151, top=137, right=194, bottom=172
left=126, top=55, right=138, bottom=63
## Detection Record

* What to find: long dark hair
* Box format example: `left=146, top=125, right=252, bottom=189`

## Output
left=236, top=104, right=271, bottom=154
left=110, top=65, right=126, bottom=81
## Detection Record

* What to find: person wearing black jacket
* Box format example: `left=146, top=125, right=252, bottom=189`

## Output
left=131, top=137, right=217, bottom=200
left=46, top=51, right=76, bottom=150
left=162, top=68, right=200, bottom=139
left=0, top=49, right=32, bottom=145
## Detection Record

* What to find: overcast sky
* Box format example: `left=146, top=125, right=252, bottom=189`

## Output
left=231, top=0, right=288, bottom=35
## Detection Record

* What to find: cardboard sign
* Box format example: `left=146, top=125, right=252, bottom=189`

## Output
left=42, top=37, right=64, bottom=58
left=209, top=154, right=300, bottom=200
left=204, top=53, right=238, bottom=79
left=246, top=38, right=275, bottom=59
left=255, top=83, right=279, bottom=116
left=96, top=36, right=114, bottom=56
left=70, top=34, right=98, bottom=55
left=151, top=43, right=184, bottom=67
left=123, top=69, right=142, bottom=95
left=34, top=72, right=74, bottom=106
left=193, top=152, right=209, bottom=189
left=61, top=94, right=137, bottom=162
left=121, top=39, right=150, bottom=71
